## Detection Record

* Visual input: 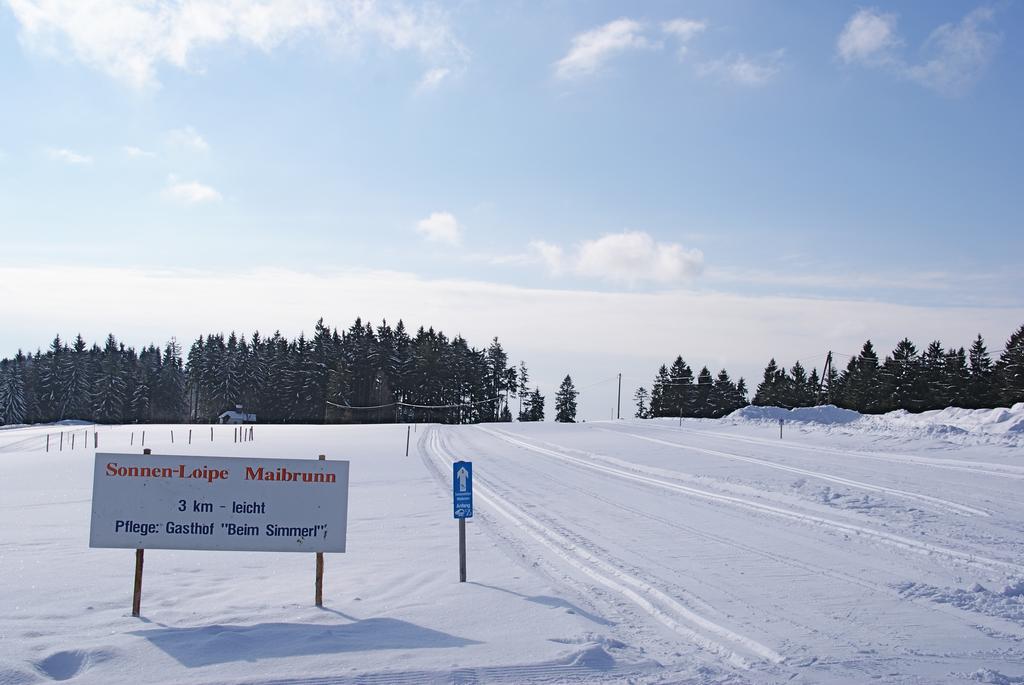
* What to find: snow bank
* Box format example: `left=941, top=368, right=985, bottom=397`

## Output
left=728, top=405, right=862, bottom=425
left=879, top=403, right=1024, bottom=437
left=727, top=403, right=1024, bottom=444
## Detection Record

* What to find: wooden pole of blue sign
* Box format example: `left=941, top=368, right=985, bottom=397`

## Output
left=132, top=447, right=152, bottom=617
left=315, top=454, right=325, bottom=606
left=459, top=518, right=467, bottom=582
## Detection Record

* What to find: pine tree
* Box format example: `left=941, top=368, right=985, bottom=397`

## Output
left=789, top=361, right=811, bottom=407
left=633, top=386, right=649, bottom=419
left=943, top=347, right=970, bottom=408
left=707, top=370, right=733, bottom=418
left=485, top=338, right=511, bottom=422
left=754, top=359, right=785, bottom=406
left=649, top=365, right=670, bottom=417
left=837, top=341, right=881, bottom=413
left=808, top=368, right=821, bottom=405
left=967, top=334, right=994, bottom=408
left=694, top=366, right=714, bottom=417
left=36, top=335, right=66, bottom=421
left=60, top=334, right=92, bottom=420
left=517, top=361, right=530, bottom=420
left=666, top=357, right=694, bottom=417
left=92, top=334, right=127, bottom=423
left=0, top=359, right=27, bottom=425
left=523, top=388, right=545, bottom=421
left=995, top=325, right=1024, bottom=406
left=153, top=340, right=187, bottom=422
left=554, top=375, right=578, bottom=423
left=882, top=339, right=922, bottom=412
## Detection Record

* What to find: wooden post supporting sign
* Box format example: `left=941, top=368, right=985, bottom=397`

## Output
left=315, top=453, right=326, bottom=607
left=132, top=447, right=152, bottom=617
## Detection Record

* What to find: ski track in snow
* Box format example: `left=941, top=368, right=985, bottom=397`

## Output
left=461, top=428, right=1024, bottom=640
left=425, top=429, right=787, bottom=672
left=599, top=426, right=989, bottom=517
left=478, top=426, right=1024, bottom=577
left=644, top=421, right=1024, bottom=480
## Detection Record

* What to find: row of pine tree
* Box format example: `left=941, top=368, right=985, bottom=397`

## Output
left=752, top=327, right=1024, bottom=413
left=631, top=325, right=1024, bottom=419
left=3, top=321, right=1023, bottom=426
left=633, top=360, right=749, bottom=419
left=0, top=319, right=539, bottom=426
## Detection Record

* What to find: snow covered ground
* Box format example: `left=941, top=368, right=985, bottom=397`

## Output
left=2, top=407, right=1024, bottom=684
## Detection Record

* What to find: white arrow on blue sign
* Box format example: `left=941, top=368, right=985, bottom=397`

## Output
left=453, top=461, right=473, bottom=519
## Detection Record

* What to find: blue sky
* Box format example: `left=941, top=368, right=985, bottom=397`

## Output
left=1, top=1, right=1022, bottom=418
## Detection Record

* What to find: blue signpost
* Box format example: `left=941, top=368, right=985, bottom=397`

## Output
left=453, top=461, right=472, bottom=582
left=453, top=461, right=473, bottom=519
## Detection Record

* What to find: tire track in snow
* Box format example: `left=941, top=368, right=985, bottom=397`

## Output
left=479, top=427, right=1023, bottom=577
left=425, top=429, right=786, bottom=670
left=629, top=422, right=1024, bottom=481
left=598, top=427, right=988, bottom=517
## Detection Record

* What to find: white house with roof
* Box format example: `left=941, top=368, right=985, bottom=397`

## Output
left=218, top=405, right=256, bottom=424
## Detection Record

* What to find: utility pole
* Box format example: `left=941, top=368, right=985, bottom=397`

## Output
left=616, top=373, right=622, bottom=420
left=817, top=351, right=833, bottom=404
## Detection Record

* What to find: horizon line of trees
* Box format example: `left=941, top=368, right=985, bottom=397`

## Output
left=752, top=325, right=1024, bottom=414
left=0, top=318, right=535, bottom=426
left=3, top=322, right=1022, bottom=426
left=634, top=358, right=750, bottom=420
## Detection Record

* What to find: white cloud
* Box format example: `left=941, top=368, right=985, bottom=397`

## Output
left=905, top=7, right=1000, bottom=96
left=836, top=6, right=1000, bottom=96
left=528, top=241, right=565, bottom=275
left=167, top=126, right=208, bottom=152
left=7, top=0, right=466, bottom=89
left=574, top=231, right=703, bottom=285
left=163, top=176, right=221, bottom=205
left=123, top=145, right=155, bottom=158
left=554, top=18, right=652, bottom=79
left=837, top=8, right=901, bottom=66
left=46, top=147, right=92, bottom=164
left=416, top=211, right=461, bottom=244
left=698, top=50, right=783, bottom=86
left=528, top=231, right=702, bottom=286
left=416, top=66, right=450, bottom=92
left=661, top=18, right=706, bottom=56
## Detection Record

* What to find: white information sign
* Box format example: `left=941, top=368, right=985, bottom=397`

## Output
left=90, top=453, right=349, bottom=553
